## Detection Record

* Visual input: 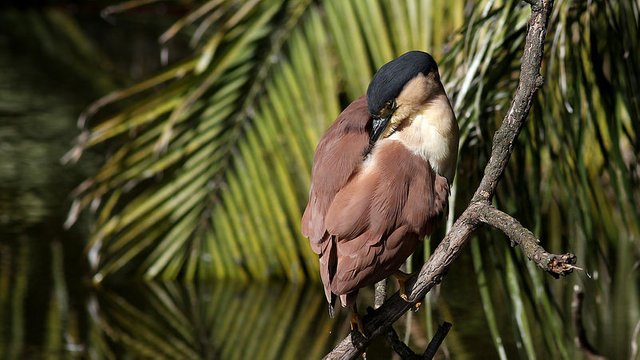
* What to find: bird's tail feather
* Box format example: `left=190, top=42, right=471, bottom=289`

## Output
left=328, top=293, right=337, bottom=318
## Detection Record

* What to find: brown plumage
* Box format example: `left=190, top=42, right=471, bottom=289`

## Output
left=301, top=51, right=458, bottom=319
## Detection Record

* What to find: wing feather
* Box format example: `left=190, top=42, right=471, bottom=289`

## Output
left=301, top=96, right=371, bottom=249
left=325, top=141, right=450, bottom=298
left=301, top=97, right=451, bottom=306
left=301, top=96, right=371, bottom=304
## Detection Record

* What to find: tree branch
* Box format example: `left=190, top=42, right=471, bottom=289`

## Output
left=384, top=326, right=421, bottom=359
left=476, top=203, right=577, bottom=277
left=423, top=322, right=453, bottom=359
left=471, top=7, right=548, bottom=204
left=382, top=322, right=452, bottom=360
left=322, top=1, right=574, bottom=359
left=374, top=280, right=387, bottom=309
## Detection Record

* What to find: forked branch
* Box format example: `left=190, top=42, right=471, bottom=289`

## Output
left=323, top=1, right=576, bottom=359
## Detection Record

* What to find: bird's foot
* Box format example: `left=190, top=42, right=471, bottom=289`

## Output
left=394, top=270, right=423, bottom=311
left=349, top=310, right=368, bottom=357
left=393, top=270, right=412, bottom=301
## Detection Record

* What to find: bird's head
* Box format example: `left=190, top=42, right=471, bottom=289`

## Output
left=366, top=51, right=443, bottom=142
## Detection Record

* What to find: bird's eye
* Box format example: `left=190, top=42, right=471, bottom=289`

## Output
left=378, top=100, right=397, bottom=118
left=385, top=99, right=397, bottom=109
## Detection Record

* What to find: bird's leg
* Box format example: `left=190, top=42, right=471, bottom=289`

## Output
left=349, top=304, right=368, bottom=359
left=393, top=270, right=412, bottom=301
left=393, top=270, right=422, bottom=311
left=349, top=303, right=366, bottom=336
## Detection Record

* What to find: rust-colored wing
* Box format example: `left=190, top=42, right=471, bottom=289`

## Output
left=301, top=96, right=371, bottom=303
left=324, top=141, right=450, bottom=304
left=302, top=96, right=371, bottom=247
left=302, top=98, right=450, bottom=307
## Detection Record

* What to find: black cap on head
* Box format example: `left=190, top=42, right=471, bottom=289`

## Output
left=366, top=51, right=438, bottom=115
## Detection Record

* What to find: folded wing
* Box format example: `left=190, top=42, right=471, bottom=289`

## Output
left=301, top=96, right=450, bottom=305
left=302, top=96, right=371, bottom=247
left=301, top=96, right=371, bottom=302
left=325, top=141, right=449, bottom=299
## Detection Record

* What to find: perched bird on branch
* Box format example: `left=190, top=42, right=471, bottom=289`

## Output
left=302, top=51, right=458, bottom=333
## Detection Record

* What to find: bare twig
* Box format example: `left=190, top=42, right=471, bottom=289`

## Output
left=322, top=1, right=575, bottom=359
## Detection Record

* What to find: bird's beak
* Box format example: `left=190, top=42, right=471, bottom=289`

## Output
left=370, top=113, right=392, bottom=143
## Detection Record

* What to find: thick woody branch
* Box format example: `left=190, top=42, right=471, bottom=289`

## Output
left=471, top=0, right=549, bottom=204
left=323, top=1, right=572, bottom=359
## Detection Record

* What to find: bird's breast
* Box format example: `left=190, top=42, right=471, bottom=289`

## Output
left=387, top=100, right=459, bottom=182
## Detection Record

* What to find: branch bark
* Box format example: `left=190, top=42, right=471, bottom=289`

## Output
left=423, top=322, right=452, bottom=359
left=477, top=203, right=577, bottom=277
left=382, top=322, right=452, bottom=360
left=323, top=1, right=576, bottom=358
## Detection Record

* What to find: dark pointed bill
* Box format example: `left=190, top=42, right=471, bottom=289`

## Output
left=370, top=114, right=392, bottom=143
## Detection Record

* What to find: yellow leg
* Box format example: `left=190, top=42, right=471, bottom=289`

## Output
left=350, top=304, right=366, bottom=336
left=393, top=270, right=423, bottom=311
left=394, top=270, right=412, bottom=301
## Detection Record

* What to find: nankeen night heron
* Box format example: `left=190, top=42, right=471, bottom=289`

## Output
left=302, top=51, right=459, bottom=333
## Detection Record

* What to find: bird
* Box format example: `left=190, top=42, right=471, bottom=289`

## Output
left=301, top=51, right=459, bottom=333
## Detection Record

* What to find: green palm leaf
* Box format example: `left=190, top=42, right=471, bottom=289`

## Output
left=89, top=282, right=348, bottom=359
left=67, top=0, right=639, bottom=357
left=67, top=0, right=464, bottom=281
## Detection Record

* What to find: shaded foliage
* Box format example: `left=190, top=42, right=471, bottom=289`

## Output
left=65, top=0, right=639, bottom=358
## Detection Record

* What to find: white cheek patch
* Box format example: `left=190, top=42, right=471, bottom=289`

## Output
left=413, top=118, right=450, bottom=172
left=391, top=103, right=458, bottom=181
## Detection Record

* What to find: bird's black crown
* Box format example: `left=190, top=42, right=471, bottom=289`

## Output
left=366, top=51, right=439, bottom=115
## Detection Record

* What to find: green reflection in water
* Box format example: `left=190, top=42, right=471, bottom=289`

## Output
left=2, top=233, right=510, bottom=359
left=2, top=4, right=638, bottom=360
left=1, top=237, right=352, bottom=359
left=89, top=281, right=351, bottom=359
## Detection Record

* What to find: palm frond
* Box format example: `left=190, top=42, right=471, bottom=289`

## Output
left=67, top=0, right=639, bottom=357
left=67, top=0, right=309, bottom=280
left=443, top=0, right=640, bottom=357
left=69, top=0, right=464, bottom=281
left=88, top=281, right=348, bottom=358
